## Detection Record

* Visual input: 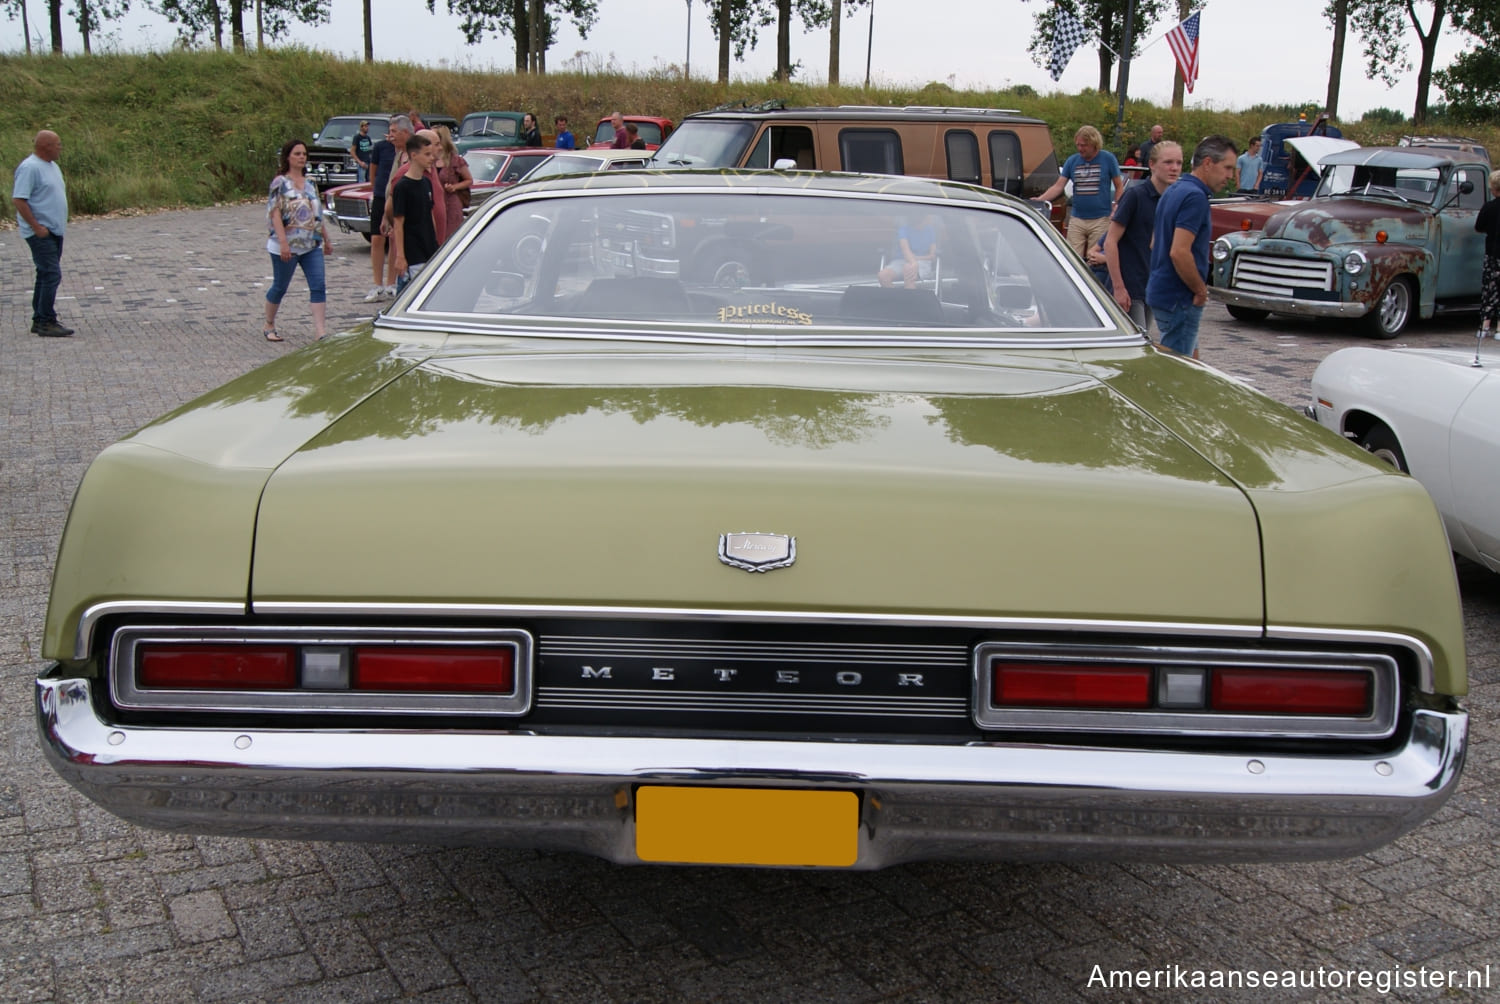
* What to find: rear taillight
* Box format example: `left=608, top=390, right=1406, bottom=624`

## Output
left=1212, top=668, right=1371, bottom=716
left=138, top=644, right=297, bottom=689
left=355, top=647, right=514, bottom=693
left=993, top=664, right=1152, bottom=708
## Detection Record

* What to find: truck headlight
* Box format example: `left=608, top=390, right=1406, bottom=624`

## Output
left=1345, top=250, right=1368, bottom=275
left=1211, top=238, right=1232, bottom=262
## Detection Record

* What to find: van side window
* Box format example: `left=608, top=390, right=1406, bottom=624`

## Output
left=945, top=130, right=981, bottom=184
left=746, top=126, right=816, bottom=169
left=839, top=129, right=904, bottom=174
left=988, top=130, right=1024, bottom=195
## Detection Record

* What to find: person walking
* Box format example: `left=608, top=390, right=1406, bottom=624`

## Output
left=1105, top=141, right=1183, bottom=334
left=1145, top=135, right=1239, bottom=359
left=12, top=129, right=73, bottom=337
left=366, top=115, right=413, bottom=301
left=1478, top=169, right=1500, bottom=342
left=554, top=116, right=575, bottom=150
left=1037, top=125, right=1125, bottom=260
left=434, top=125, right=472, bottom=240
left=391, top=133, right=440, bottom=295
left=263, top=138, right=331, bottom=342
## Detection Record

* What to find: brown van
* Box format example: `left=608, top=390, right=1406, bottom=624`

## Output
left=653, top=104, right=1062, bottom=202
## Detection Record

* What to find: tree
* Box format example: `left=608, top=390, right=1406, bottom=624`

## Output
left=151, top=0, right=326, bottom=51
left=1348, top=0, right=1456, bottom=125
left=1324, top=0, right=1350, bottom=117
left=426, top=0, right=599, bottom=74
left=70, top=0, right=132, bottom=55
left=1, top=0, right=36, bottom=53
left=362, top=0, right=371, bottom=61
left=1433, top=0, right=1500, bottom=119
left=709, top=0, right=774, bottom=84
left=1024, top=1, right=1173, bottom=94
left=49, top=0, right=62, bottom=52
left=795, top=0, right=871, bottom=87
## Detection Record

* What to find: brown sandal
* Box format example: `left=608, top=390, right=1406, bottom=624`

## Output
left=263, top=327, right=284, bottom=342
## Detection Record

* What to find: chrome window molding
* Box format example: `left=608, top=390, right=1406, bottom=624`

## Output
left=392, top=184, right=1124, bottom=340
left=970, top=641, right=1399, bottom=739
left=110, top=625, right=534, bottom=716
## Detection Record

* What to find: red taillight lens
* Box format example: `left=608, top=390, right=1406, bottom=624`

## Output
left=354, top=647, right=515, bottom=693
left=992, top=663, right=1153, bottom=709
left=138, top=645, right=297, bottom=689
left=1211, top=668, right=1371, bottom=716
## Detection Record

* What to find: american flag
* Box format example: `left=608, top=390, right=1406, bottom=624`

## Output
left=1048, top=8, right=1089, bottom=83
left=1165, top=11, right=1201, bottom=93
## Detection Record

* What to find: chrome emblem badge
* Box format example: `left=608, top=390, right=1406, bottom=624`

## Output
left=718, top=532, right=796, bottom=573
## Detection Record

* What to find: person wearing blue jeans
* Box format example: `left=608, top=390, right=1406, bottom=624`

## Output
left=263, top=139, right=331, bottom=341
left=12, top=130, right=73, bottom=337
left=1145, top=135, right=1239, bottom=358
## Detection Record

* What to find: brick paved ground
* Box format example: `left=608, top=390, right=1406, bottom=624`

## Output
left=2, top=203, right=1497, bottom=1002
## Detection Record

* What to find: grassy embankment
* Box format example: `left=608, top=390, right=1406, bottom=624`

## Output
left=3, top=47, right=1497, bottom=218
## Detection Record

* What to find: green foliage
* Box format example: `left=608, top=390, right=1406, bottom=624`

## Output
left=2, top=48, right=1497, bottom=219
left=1360, top=106, right=1408, bottom=125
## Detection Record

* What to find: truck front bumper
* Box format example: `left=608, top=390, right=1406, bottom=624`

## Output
left=1210, top=286, right=1371, bottom=319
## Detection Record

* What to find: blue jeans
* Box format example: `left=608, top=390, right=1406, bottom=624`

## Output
left=356, top=164, right=368, bottom=183
left=1154, top=302, right=1205, bottom=356
left=25, top=232, right=63, bottom=324
left=266, top=248, right=326, bottom=305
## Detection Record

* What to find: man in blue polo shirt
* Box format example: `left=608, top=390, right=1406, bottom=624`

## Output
left=1038, top=125, right=1125, bottom=260
left=1145, top=135, right=1239, bottom=358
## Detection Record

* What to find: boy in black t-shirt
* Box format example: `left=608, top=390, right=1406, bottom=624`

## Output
left=390, top=133, right=439, bottom=292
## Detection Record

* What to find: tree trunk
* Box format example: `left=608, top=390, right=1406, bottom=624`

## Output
left=211, top=0, right=223, bottom=52
left=257, top=0, right=264, bottom=50
left=513, top=0, right=527, bottom=73
left=363, top=0, right=373, bottom=61
left=78, top=0, right=90, bottom=54
left=21, top=0, right=31, bottom=55
left=1409, top=0, right=1445, bottom=126
left=1326, top=0, right=1347, bottom=117
left=1171, top=0, right=1190, bottom=109
left=231, top=0, right=245, bottom=54
left=776, top=0, right=790, bottom=82
left=48, top=0, right=61, bottom=53
left=718, top=0, right=730, bottom=84
left=1096, top=3, right=1115, bottom=93
left=828, top=0, right=840, bottom=87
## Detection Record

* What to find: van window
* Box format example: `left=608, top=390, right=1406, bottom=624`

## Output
left=945, top=131, right=981, bottom=184
left=745, top=125, right=815, bottom=169
left=839, top=129, right=904, bottom=174
left=988, top=130, right=1024, bottom=195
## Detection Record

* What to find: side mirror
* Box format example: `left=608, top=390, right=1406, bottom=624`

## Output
left=773, top=158, right=798, bottom=170
left=1459, top=180, right=1475, bottom=195
left=311, top=132, right=320, bottom=142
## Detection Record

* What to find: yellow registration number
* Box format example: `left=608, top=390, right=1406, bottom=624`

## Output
left=634, top=786, right=859, bottom=867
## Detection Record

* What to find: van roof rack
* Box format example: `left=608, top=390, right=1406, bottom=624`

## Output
left=834, top=104, right=1023, bottom=115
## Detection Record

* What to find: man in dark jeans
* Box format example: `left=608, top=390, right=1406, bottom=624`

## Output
left=12, top=130, right=72, bottom=337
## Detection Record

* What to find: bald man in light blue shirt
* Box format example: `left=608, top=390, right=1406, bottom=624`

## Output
left=13, top=130, right=72, bottom=337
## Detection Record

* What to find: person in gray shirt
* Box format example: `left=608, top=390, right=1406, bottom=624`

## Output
left=12, top=130, right=72, bottom=337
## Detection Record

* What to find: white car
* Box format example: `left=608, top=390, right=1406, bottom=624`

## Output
left=1309, top=337, right=1500, bottom=571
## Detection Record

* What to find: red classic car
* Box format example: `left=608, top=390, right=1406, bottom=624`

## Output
left=322, top=148, right=554, bottom=240
left=588, top=115, right=674, bottom=150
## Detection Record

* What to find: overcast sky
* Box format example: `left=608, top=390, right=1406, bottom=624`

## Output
left=6, top=0, right=1473, bottom=120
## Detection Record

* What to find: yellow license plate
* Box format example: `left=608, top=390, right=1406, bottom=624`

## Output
left=635, top=786, right=859, bottom=867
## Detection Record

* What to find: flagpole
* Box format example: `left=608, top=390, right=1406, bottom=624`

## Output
left=1114, top=0, right=1137, bottom=148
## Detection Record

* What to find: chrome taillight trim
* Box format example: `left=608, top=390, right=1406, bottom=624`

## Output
left=971, top=641, right=1399, bottom=739
left=110, top=625, right=534, bottom=716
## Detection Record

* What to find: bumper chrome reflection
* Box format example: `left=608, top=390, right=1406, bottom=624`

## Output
left=36, top=677, right=1466, bottom=868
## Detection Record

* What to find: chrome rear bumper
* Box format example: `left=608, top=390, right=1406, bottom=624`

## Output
left=37, top=677, right=1465, bottom=868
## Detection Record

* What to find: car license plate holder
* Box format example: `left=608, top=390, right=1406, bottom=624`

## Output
left=634, top=786, right=858, bottom=867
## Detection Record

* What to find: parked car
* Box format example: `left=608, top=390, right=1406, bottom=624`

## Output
left=1309, top=336, right=1499, bottom=572
left=1209, top=146, right=1492, bottom=337
left=518, top=148, right=650, bottom=181
left=37, top=171, right=1467, bottom=869
left=322, top=148, right=553, bottom=240
left=454, top=111, right=529, bottom=155
left=307, top=113, right=459, bottom=190
left=588, top=114, right=674, bottom=149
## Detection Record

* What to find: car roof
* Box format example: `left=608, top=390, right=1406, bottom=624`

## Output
left=1320, top=147, right=1466, bottom=170
left=680, top=104, right=1046, bottom=126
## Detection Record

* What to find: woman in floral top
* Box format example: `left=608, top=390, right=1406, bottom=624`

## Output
left=263, top=139, right=331, bottom=341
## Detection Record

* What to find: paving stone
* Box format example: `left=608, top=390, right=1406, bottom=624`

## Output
left=169, top=889, right=237, bottom=944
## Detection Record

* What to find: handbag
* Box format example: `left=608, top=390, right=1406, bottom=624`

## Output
left=454, top=160, right=472, bottom=209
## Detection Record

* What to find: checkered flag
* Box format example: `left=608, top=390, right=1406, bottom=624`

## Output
left=1049, top=7, right=1089, bottom=82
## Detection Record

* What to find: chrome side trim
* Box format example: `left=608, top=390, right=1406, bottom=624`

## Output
left=971, top=641, right=1398, bottom=738
left=73, top=601, right=246, bottom=660
left=110, top=625, right=534, bottom=716
left=36, top=677, right=1468, bottom=867
left=1267, top=625, right=1435, bottom=694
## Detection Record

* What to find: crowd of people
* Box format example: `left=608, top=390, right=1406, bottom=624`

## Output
left=12, top=121, right=1500, bottom=351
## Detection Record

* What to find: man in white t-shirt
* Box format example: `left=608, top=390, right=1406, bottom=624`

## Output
left=12, top=130, right=72, bottom=337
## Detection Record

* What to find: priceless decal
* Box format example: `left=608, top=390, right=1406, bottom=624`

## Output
left=719, top=532, right=797, bottom=572
left=716, top=302, right=813, bottom=325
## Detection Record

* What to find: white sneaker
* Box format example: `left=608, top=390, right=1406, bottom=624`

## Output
left=363, top=286, right=384, bottom=302
left=382, top=285, right=397, bottom=297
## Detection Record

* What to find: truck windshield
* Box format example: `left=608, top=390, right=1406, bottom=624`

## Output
left=1316, top=164, right=1441, bottom=204
left=651, top=121, right=756, bottom=168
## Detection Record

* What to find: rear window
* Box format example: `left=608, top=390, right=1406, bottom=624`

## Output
left=461, top=116, right=519, bottom=139
left=411, top=190, right=1113, bottom=339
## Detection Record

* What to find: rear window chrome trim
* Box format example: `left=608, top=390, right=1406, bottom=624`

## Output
left=971, top=641, right=1399, bottom=739
left=109, top=625, right=535, bottom=716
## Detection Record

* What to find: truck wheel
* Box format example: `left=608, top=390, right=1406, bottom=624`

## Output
left=1363, top=277, right=1413, bottom=339
left=1358, top=423, right=1407, bottom=472
left=1226, top=305, right=1270, bottom=323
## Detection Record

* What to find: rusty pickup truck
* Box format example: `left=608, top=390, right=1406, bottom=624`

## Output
left=1209, top=146, right=1491, bottom=338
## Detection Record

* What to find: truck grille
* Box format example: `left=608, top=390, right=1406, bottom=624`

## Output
left=334, top=197, right=370, bottom=221
left=1231, top=253, right=1335, bottom=299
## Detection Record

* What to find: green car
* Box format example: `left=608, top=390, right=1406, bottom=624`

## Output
left=37, top=172, right=1467, bottom=870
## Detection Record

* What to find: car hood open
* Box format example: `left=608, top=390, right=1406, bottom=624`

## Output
left=249, top=346, right=1268, bottom=626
